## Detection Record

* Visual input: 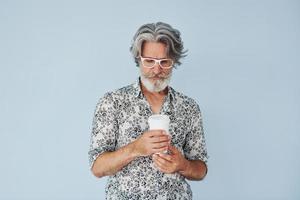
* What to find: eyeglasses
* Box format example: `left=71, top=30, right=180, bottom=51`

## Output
left=140, top=56, right=173, bottom=69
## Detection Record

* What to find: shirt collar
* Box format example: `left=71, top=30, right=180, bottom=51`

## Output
left=132, top=77, right=143, bottom=98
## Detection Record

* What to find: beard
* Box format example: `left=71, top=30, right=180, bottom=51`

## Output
left=140, top=69, right=172, bottom=93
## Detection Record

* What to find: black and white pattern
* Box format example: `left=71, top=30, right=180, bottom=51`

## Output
left=89, top=78, right=208, bottom=200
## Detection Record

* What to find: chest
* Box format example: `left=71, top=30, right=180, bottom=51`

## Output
left=144, top=94, right=165, bottom=114
left=115, top=99, right=190, bottom=149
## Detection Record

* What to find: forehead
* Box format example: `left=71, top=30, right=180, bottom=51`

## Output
left=142, top=41, right=168, bottom=59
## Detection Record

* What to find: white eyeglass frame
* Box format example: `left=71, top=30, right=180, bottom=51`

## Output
left=139, top=56, right=174, bottom=69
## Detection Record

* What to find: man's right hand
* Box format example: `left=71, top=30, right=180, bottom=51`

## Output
left=132, top=130, right=171, bottom=157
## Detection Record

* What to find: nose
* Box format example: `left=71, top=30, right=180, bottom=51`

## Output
left=152, top=62, right=162, bottom=74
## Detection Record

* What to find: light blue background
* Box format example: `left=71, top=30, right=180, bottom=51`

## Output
left=0, top=0, right=299, bottom=199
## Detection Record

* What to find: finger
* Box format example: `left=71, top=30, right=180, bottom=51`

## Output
left=168, top=145, right=179, bottom=154
left=150, top=135, right=170, bottom=143
left=152, top=142, right=169, bottom=149
left=152, top=146, right=168, bottom=154
left=153, top=153, right=171, bottom=165
left=153, top=158, right=171, bottom=174
left=153, top=156, right=166, bottom=168
left=153, top=162, right=168, bottom=173
left=157, top=153, right=173, bottom=162
left=148, top=130, right=167, bottom=137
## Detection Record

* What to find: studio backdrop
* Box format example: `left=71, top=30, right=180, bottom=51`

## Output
left=0, top=0, right=299, bottom=199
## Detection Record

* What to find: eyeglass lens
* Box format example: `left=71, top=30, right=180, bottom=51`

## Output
left=142, top=58, right=173, bottom=68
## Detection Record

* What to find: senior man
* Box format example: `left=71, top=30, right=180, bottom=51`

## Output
left=89, top=22, right=208, bottom=200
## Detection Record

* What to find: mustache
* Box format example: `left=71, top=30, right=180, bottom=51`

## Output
left=143, top=73, right=171, bottom=79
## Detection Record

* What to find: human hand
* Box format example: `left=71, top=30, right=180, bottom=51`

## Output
left=152, top=145, right=188, bottom=174
left=132, top=130, right=171, bottom=157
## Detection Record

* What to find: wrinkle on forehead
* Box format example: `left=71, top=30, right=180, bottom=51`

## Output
left=142, top=42, right=168, bottom=59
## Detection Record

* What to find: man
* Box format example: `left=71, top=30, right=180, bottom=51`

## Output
left=89, top=22, right=208, bottom=200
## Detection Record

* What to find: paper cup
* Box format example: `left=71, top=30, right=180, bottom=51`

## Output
left=148, top=114, right=170, bottom=132
left=148, top=114, right=170, bottom=154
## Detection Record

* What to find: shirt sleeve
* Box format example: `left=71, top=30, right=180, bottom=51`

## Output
left=183, top=103, right=209, bottom=163
left=88, top=92, right=118, bottom=169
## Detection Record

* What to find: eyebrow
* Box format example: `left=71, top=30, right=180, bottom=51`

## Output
left=142, top=56, right=168, bottom=59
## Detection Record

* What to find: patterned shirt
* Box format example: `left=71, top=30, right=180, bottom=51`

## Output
left=89, top=77, right=208, bottom=200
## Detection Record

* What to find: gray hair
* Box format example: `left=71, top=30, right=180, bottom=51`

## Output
left=130, top=22, right=187, bottom=68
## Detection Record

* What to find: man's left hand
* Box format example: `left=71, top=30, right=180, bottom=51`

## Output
left=152, top=145, right=188, bottom=174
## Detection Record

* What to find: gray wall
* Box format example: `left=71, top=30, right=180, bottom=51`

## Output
left=0, top=0, right=299, bottom=199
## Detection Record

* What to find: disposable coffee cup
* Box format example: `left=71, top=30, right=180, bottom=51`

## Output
left=148, top=114, right=170, bottom=154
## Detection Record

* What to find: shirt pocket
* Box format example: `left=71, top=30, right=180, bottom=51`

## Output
left=168, top=118, right=187, bottom=148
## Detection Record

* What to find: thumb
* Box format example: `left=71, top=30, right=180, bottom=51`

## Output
left=168, top=145, right=178, bottom=154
